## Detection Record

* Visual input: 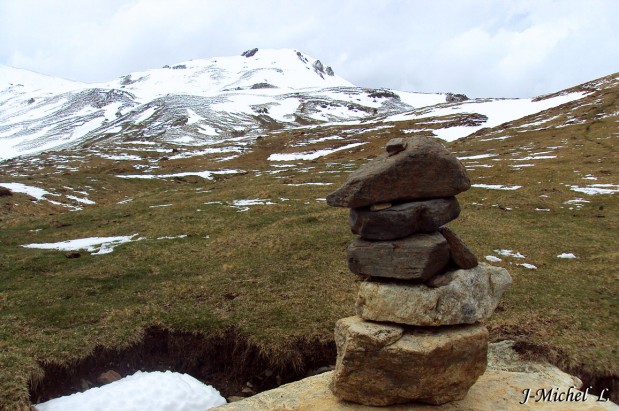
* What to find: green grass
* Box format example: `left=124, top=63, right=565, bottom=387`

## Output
left=0, top=95, right=618, bottom=409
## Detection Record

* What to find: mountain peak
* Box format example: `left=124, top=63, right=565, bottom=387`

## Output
left=100, top=48, right=353, bottom=101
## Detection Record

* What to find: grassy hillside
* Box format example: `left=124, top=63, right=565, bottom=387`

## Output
left=0, top=80, right=618, bottom=410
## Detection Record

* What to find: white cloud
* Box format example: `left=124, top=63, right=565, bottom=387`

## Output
left=1, top=0, right=618, bottom=97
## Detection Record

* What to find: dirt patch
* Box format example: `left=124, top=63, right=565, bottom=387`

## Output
left=29, top=326, right=335, bottom=405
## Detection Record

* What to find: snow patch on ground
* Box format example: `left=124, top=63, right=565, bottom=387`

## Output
left=168, top=147, right=243, bottom=160
left=457, top=153, right=497, bottom=160
left=116, top=169, right=243, bottom=180
left=292, top=135, right=344, bottom=147
left=268, top=142, right=367, bottom=161
left=66, top=195, right=95, bottom=205
left=512, top=155, right=557, bottom=161
left=472, top=184, right=522, bottom=190
left=557, top=253, right=578, bottom=259
left=35, top=370, right=226, bottom=411
left=569, top=184, right=619, bottom=195
left=135, top=107, right=157, bottom=123
left=230, top=198, right=276, bottom=212
left=285, top=182, right=333, bottom=186
left=494, top=249, right=526, bottom=258
left=0, top=182, right=51, bottom=200
left=22, top=234, right=140, bottom=255
left=99, top=153, right=142, bottom=161
left=563, top=198, right=589, bottom=208
left=485, top=255, right=502, bottom=263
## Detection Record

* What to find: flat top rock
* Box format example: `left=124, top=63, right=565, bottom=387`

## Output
left=327, top=136, right=470, bottom=208
left=215, top=341, right=618, bottom=411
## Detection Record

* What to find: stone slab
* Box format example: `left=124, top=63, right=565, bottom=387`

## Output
left=439, top=226, right=478, bottom=269
left=347, top=232, right=450, bottom=280
left=326, top=136, right=470, bottom=208
left=350, top=198, right=460, bottom=240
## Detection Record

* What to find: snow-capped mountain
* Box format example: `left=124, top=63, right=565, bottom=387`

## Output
left=99, top=48, right=354, bottom=100
left=0, top=48, right=447, bottom=160
left=0, top=48, right=611, bottom=162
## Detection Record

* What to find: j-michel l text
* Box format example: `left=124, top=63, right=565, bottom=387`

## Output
left=520, top=386, right=611, bottom=404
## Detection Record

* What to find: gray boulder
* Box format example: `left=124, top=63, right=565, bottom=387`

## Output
left=355, top=264, right=512, bottom=326
left=347, top=232, right=450, bottom=280
left=350, top=197, right=460, bottom=240
left=326, top=136, right=470, bottom=208
left=330, top=316, right=488, bottom=406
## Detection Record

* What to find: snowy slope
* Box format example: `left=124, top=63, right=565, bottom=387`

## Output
left=384, top=91, right=588, bottom=141
left=0, top=48, right=609, bottom=161
left=0, top=65, right=85, bottom=94
left=97, top=48, right=354, bottom=101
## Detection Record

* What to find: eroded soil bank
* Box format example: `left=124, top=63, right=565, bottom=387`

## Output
left=29, top=326, right=335, bottom=405
left=28, top=327, right=617, bottom=406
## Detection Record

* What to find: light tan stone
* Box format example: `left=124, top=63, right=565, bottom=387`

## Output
left=355, top=264, right=512, bottom=326
left=330, top=317, right=488, bottom=406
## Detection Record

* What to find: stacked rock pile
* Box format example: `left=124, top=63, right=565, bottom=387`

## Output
left=326, top=136, right=512, bottom=406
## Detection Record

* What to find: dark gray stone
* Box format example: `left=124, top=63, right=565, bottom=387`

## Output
left=347, top=232, right=449, bottom=281
left=439, top=226, right=478, bottom=269
left=386, top=138, right=407, bottom=155
left=350, top=197, right=460, bottom=240
left=326, top=136, right=470, bottom=208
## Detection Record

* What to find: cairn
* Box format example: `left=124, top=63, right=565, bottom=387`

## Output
left=326, top=136, right=512, bottom=406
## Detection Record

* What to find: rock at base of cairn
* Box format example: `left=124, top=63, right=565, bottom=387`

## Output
left=355, top=264, right=512, bottom=326
left=347, top=232, right=450, bottom=281
left=349, top=197, right=460, bottom=240
left=330, top=316, right=488, bottom=406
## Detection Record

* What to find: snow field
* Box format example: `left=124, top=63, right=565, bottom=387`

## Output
left=383, top=91, right=587, bottom=141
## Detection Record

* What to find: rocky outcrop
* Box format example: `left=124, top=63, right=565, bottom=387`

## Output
left=241, top=48, right=258, bottom=58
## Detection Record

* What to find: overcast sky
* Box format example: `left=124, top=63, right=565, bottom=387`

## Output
left=1, top=0, right=617, bottom=98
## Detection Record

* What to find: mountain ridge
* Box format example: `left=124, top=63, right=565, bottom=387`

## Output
left=0, top=48, right=616, bottom=162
